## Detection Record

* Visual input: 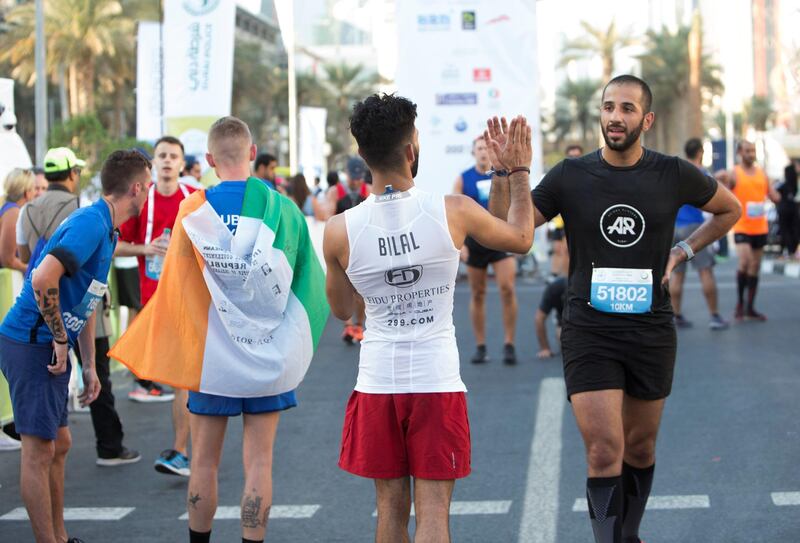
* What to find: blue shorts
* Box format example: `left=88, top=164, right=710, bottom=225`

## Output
left=0, top=335, right=70, bottom=440
left=187, top=390, right=297, bottom=416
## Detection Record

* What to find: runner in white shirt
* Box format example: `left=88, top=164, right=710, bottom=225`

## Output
left=323, top=94, right=534, bottom=543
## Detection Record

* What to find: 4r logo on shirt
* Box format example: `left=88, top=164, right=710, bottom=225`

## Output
left=385, top=266, right=424, bottom=288
left=600, top=204, right=645, bottom=247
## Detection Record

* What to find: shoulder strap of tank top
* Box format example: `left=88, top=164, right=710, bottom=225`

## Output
left=146, top=184, right=190, bottom=244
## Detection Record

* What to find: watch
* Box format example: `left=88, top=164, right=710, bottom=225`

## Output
left=675, top=240, right=694, bottom=261
left=487, top=169, right=508, bottom=177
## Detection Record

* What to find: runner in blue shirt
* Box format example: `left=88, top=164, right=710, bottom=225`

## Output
left=0, top=149, right=153, bottom=543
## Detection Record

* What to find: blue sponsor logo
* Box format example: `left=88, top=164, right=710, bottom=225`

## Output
left=417, top=14, right=450, bottom=31
left=436, top=93, right=478, bottom=106
left=454, top=118, right=468, bottom=132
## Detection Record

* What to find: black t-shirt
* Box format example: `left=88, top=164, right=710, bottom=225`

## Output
left=539, top=277, right=567, bottom=324
left=532, top=149, right=717, bottom=329
left=336, top=191, right=366, bottom=215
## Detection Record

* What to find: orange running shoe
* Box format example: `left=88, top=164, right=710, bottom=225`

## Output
left=342, top=324, right=355, bottom=344
left=351, top=324, right=365, bottom=343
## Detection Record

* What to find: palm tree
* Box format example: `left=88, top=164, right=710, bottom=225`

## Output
left=560, top=20, right=636, bottom=83
left=556, top=78, right=601, bottom=148
left=0, top=0, right=156, bottom=117
left=321, top=62, right=380, bottom=161
left=638, top=24, right=723, bottom=154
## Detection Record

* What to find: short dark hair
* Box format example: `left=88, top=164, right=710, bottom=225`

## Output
left=45, top=169, right=72, bottom=182
left=602, top=75, right=653, bottom=113
left=684, top=138, right=704, bottom=160
left=565, top=144, right=583, bottom=156
left=737, top=140, right=754, bottom=152
left=154, top=135, right=185, bottom=156
left=326, top=171, right=340, bottom=187
left=255, top=153, right=277, bottom=170
left=101, top=150, right=152, bottom=196
left=349, top=93, right=417, bottom=171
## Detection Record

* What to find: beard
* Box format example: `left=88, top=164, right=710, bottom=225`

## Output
left=411, top=145, right=420, bottom=178
left=601, top=118, right=645, bottom=152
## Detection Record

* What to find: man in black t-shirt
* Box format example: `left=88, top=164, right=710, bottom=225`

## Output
left=487, top=75, right=741, bottom=543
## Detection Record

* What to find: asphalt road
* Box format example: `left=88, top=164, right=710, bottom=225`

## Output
left=1, top=260, right=799, bottom=542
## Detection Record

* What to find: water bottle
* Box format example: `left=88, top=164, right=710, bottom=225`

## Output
left=145, top=228, right=171, bottom=280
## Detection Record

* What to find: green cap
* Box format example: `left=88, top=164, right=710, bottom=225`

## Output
left=43, top=147, right=86, bottom=174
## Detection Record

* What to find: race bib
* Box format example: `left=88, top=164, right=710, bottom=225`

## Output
left=63, top=279, right=108, bottom=334
left=590, top=268, right=652, bottom=314
left=746, top=201, right=765, bottom=218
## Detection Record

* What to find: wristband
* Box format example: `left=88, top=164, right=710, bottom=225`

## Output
left=488, top=169, right=508, bottom=177
left=675, top=240, right=694, bottom=261
left=53, top=338, right=68, bottom=345
left=510, top=167, right=531, bottom=176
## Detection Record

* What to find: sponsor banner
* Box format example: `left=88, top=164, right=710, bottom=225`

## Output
left=396, top=1, right=541, bottom=195
left=163, top=0, right=236, bottom=184
left=136, top=22, right=162, bottom=142
left=0, top=78, right=14, bottom=114
left=299, top=106, right=327, bottom=181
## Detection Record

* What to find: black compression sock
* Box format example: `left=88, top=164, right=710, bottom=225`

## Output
left=746, top=275, right=759, bottom=311
left=621, top=463, right=654, bottom=543
left=189, top=529, right=211, bottom=543
left=736, top=271, right=747, bottom=305
left=242, top=539, right=263, bottom=543
left=586, top=476, right=623, bottom=543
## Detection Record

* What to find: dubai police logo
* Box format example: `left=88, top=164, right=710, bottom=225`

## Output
left=183, top=0, right=220, bottom=16
left=600, top=204, right=645, bottom=248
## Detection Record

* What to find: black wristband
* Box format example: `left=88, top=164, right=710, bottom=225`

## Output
left=510, top=167, right=531, bottom=176
left=53, top=338, right=68, bottom=345
left=488, top=169, right=509, bottom=177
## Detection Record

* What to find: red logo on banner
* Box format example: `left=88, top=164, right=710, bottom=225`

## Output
left=473, top=68, right=492, bottom=82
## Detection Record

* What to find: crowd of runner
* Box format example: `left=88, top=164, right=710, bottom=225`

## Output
left=0, top=73, right=797, bottom=543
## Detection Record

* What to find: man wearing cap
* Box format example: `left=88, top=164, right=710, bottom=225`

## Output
left=16, top=148, right=82, bottom=269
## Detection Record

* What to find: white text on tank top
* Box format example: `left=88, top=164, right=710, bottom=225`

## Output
left=145, top=184, right=190, bottom=244
left=344, top=187, right=465, bottom=394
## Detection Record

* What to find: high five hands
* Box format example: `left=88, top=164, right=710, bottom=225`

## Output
left=483, top=115, right=533, bottom=173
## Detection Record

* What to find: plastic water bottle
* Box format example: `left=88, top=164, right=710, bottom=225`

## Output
left=145, top=228, right=171, bottom=280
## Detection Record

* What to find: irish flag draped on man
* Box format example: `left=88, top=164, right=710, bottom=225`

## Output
left=111, top=178, right=329, bottom=397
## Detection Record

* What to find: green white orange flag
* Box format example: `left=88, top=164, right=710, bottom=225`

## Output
left=110, top=178, right=329, bottom=397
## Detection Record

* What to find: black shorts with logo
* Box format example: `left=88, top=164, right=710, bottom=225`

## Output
left=561, top=322, right=677, bottom=401
left=734, top=233, right=768, bottom=250
left=464, top=236, right=510, bottom=269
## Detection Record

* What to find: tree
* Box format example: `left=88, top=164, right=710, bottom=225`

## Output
left=555, top=78, right=601, bottom=148
left=560, top=20, right=636, bottom=83
left=639, top=23, right=723, bottom=154
left=745, top=96, right=773, bottom=132
left=0, top=0, right=157, bottom=117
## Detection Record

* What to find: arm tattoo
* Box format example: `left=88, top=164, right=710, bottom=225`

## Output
left=241, top=490, right=270, bottom=528
left=188, top=493, right=201, bottom=510
left=35, top=287, right=67, bottom=342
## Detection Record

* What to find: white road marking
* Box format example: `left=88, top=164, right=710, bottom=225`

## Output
left=518, top=378, right=566, bottom=543
left=371, top=500, right=512, bottom=517
left=1, top=507, right=134, bottom=521
left=771, top=492, right=800, bottom=506
left=572, top=495, right=710, bottom=512
left=179, top=505, right=320, bottom=520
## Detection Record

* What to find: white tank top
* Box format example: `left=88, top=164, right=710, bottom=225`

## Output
left=345, top=186, right=465, bottom=394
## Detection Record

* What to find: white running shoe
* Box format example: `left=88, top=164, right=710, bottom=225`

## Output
left=0, top=431, right=21, bottom=451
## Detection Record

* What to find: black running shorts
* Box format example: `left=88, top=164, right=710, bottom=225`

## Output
left=734, top=233, right=768, bottom=250
left=114, top=266, right=141, bottom=310
left=561, top=323, right=677, bottom=401
left=464, top=236, right=510, bottom=269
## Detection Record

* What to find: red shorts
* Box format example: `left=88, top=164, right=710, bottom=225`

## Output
left=338, top=391, right=471, bottom=480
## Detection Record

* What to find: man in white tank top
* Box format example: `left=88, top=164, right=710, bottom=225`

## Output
left=323, top=94, right=534, bottom=542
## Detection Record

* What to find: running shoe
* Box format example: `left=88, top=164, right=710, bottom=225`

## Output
left=471, top=345, right=489, bottom=364
left=128, top=383, right=174, bottom=403
left=673, top=314, right=693, bottom=328
left=342, top=324, right=355, bottom=344
left=67, top=538, right=86, bottom=543
left=734, top=303, right=744, bottom=322
left=0, top=431, right=21, bottom=451
left=745, top=309, right=767, bottom=322
left=154, top=449, right=190, bottom=477
left=96, top=447, right=142, bottom=467
left=502, top=343, right=517, bottom=365
left=350, top=324, right=365, bottom=343
left=708, top=314, right=729, bottom=330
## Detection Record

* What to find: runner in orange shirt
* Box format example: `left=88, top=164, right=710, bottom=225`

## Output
left=718, top=141, right=780, bottom=321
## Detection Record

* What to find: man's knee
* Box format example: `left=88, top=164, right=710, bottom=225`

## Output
left=585, top=438, right=624, bottom=472
left=22, top=436, right=56, bottom=468
left=498, top=281, right=516, bottom=302
left=54, top=430, right=71, bottom=458
left=624, top=433, right=657, bottom=466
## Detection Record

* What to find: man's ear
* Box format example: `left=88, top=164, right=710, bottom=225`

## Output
left=405, top=143, right=415, bottom=163
left=642, top=111, right=656, bottom=132
left=249, top=144, right=257, bottom=161
left=206, top=152, right=216, bottom=169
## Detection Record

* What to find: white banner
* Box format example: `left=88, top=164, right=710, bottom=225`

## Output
left=163, top=0, right=236, bottom=183
left=0, top=78, right=15, bottom=115
left=136, top=22, right=162, bottom=142
left=395, top=2, right=542, bottom=195
left=299, top=106, right=327, bottom=181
